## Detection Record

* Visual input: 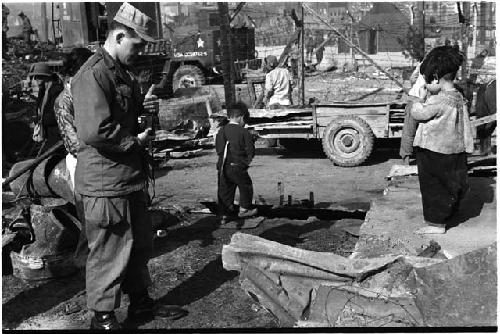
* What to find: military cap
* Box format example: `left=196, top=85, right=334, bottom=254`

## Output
left=113, top=2, right=155, bottom=42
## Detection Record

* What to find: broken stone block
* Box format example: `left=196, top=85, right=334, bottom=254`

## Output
left=409, top=243, right=497, bottom=326
left=307, top=285, right=424, bottom=327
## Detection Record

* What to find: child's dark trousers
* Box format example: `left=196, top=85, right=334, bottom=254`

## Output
left=416, top=147, right=469, bottom=228
left=218, top=164, right=253, bottom=215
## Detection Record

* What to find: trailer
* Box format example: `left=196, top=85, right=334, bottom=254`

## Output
left=247, top=102, right=407, bottom=167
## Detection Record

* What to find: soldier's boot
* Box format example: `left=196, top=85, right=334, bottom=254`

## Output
left=128, top=294, right=187, bottom=322
left=90, top=311, right=121, bottom=330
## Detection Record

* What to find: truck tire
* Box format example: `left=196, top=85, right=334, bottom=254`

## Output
left=322, top=116, right=374, bottom=167
left=172, top=65, right=205, bottom=89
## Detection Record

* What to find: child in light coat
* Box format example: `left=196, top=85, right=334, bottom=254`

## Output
left=410, top=46, right=474, bottom=234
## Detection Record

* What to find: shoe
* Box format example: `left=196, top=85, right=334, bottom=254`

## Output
left=220, top=215, right=230, bottom=225
left=90, top=311, right=121, bottom=330
left=128, top=295, right=187, bottom=322
left=238, top=208, right=258, bottom=218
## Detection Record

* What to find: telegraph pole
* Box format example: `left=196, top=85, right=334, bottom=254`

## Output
left=470, top=2, right=478, bottom=58
left=461, top=1, right=470, bottom=84
left=422, top=1, right=425, bottom=56
left=40, top=3, right=48, bottom=42
left=218, top=2, right=236, bottom=107
left=155, top=3, right=163, bottom=39
left=299, top=4, right=305, bottom=105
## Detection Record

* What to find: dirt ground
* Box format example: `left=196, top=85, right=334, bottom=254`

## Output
left=2, top=139, right=402, bottom=330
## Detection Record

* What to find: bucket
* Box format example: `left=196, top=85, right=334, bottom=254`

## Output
left=9, top=203, right=81, bottom=281
left=10, top=251, right=78, bottom=281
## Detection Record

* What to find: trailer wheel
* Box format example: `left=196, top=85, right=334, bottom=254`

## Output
left=322, top=116, right=374, bottom=167
left=172, top=65, right=205, bottom=89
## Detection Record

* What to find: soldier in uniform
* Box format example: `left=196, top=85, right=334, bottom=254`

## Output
left=71, top=3, right=186, bottom=329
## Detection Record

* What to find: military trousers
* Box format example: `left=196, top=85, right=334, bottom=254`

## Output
left=80, top=190, right=152, bottom=312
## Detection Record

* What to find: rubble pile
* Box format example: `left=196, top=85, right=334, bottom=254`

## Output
left=222, top=233, right=497, bottom=327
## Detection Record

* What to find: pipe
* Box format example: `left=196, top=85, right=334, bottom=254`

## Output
left=2, top=141, right=64, bottom=188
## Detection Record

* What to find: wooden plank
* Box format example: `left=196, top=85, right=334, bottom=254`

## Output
left=258, top=133, right=313, bottom=139
left=249, top=116, right=314, bottom=123
left=315, top=102, right=395, bottom=107
left=249, top=121, right=313, bottom=128
left=160, top=95, right=211, bottom=106
left=249, top=108, right=314, bottom=118
left=253, top=125, right=313, bottom=131
left=316, top=105, right=388, bottom=117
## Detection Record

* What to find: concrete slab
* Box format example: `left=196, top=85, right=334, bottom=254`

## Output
left=352, top=176, right=496, bottom=259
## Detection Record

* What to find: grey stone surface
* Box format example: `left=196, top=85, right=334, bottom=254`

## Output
left=353, top=176, right=496, bottom=259
left=409, top=243, right=497, bottom=327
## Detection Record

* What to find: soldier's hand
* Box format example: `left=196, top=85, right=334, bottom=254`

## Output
left=138, top=128, right=155, bottom=146
left=143, top=95, right=159, bottom=114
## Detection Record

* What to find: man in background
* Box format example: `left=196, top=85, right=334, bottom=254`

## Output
left=18, top=12, right=32, bottom=47
left=264, top=55, right=292, bottom=107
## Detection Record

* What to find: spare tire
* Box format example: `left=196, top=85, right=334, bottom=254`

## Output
left=322, top=115, right=374, bottom=167
left=172, top=65, right=205, bottom=89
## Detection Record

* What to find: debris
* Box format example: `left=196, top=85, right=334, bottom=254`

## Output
left=409, top=243, right=497, bottom=326
left=169, top=148, right=204, bottom=159
left=306, top=285, right=423, bottom=327
left=158, top=88, right=222, bottom=131
left=305, top=216, right=319, bottom=223
left=219, top=216, right=265, bottom=229
left=334, top=218, right=364, bottom=237
left=222, top=233, right=442, bottom=327
left=156, top=230, right=168, bottom=238
left=2, top=231, right=18, bottom=248
left=417, top=240, right=441, bottom=258
left=64, top=301, right=82, bottom=315
left=190, top=208, right=213, bottom=214
left=386, top=164, right=418, bottom=180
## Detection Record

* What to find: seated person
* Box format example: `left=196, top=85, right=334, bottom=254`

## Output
left=30, top=62, right=64, bottom=150
left=263, top=55, right=292, bottom=107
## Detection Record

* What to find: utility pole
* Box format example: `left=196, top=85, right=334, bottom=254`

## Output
left=40, top=3, right=48, bottom=42
left=461, top=1, right=470, bottom=84
left=346, top=10, right=355, bottom=64
left=298, top=4, right=305, bottom=105
left=470, top=2, right=478, bottom=58
left=51, top=3, right=56, bottom=44
left=155, top=2, right=163, bottom=39
left=421, top=1, right=425, bottom=56
left=218, top=2, right=236, bottom=107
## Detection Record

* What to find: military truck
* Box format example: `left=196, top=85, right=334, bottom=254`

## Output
left=164, top=5, right=260, bottom=90
left=57, top=2, right=260, bottom=96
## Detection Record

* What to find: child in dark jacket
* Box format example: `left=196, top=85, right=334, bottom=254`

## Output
left=410, top=46, right=474, bottom=234
left=216, top=102, right=257, bottom=223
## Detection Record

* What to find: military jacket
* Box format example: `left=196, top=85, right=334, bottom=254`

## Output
left=72, top=47, right=146, bottom=196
